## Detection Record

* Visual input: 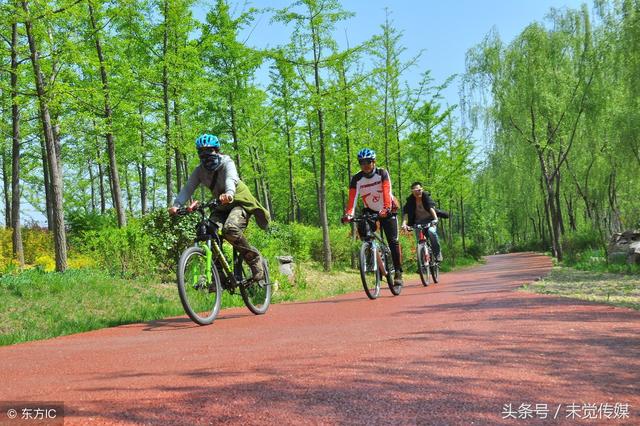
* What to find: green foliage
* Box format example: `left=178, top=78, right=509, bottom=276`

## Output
left=141, top=208, right=199, bottom=270
left=67, top=210, right=116, bottom=234
left=561, top=230, right=604, bottom=264
left=83, top=221, right=155, bottom=278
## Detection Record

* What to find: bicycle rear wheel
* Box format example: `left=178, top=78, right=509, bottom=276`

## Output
left=383, top=248, right=402, bottom=296
left=177, top=246, right=222, bottom=325
left=430, top=261, right=440, bottom=284
left=417, top=244, right=430, bottom=286
left=239, top=257, right=272, bottom=315
left=359, top=242, right=381, bottom=299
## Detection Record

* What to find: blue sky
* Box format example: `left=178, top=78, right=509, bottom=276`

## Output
left=210, top=0, right=588, bottom=108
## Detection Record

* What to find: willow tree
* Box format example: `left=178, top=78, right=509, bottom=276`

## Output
left=465, top=8, right=596, bottom=260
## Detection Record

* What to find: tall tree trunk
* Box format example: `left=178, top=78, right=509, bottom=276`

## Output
left=608, top=170, right=622, bottom=232
left=88, top=159, right=96, bottom=212
left=2, top=147, right=11, bottom=227
left=162, top=0, right=173, bottom=206
left=96, top=145, right=106, bottom=214
left=285, top=123, right=297, bottom=222
left=554, top=171, right=564, bottom=235
left=10, top=18, right=24, bottom=266
left=138, top=104, right=147, bottom=214
left=338, top=64, right=357, bottom=268
left=311, top=22, right=331, bottom=271
left=229, top=98, right=242, bottom=175
left=307, top=120, right=321, bottom=217
left=151, top=173, right=157, bottom=211
left=88, top=0, right=126, bottom=227
left=541, top=173, right=562, bottom=260
left=23, top=0, right=67, bottom=271
left=173, top=91, right=183, bottom=190
left=39, top=136, right=52, bottom=228
left=460, top=196, right=466, bottom=254
left=564, top=193, right=577, bottom=232
left=125, top=167, right=134, bottom=213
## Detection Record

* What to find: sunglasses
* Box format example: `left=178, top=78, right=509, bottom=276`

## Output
left=358, top=159, right=373, bottom=165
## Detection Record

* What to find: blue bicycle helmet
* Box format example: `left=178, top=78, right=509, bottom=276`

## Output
left=195, top=134, right=220, bottom=149
left=357, top=148, right=376, bottom=161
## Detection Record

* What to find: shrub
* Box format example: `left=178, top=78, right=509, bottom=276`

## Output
left=562, top=230, right=604, bottom=265
left=83, top=221, right=155, bottom=278
left=66, top=210, right=116, bottom=234
left=142, top=208, right=198, bottom=270
left=67, top=254, right=96, bottom=270
left=34, top=255, right=55, bottom=272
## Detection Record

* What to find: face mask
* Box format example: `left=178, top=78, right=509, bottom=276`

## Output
left=201, top=153, right=222, bottom=172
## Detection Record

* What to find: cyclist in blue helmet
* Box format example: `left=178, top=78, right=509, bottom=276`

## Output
left=168, top=133, right=270, bottom=281
left=342, top=148, right=404, bottom=287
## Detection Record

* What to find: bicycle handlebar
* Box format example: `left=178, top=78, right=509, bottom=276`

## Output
left=176, top=199, right=220, bottom=216
left=408, top=220, right=438, bottom=231
left=348, top=211, right=397, bottom=223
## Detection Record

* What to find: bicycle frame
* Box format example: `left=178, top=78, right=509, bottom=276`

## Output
left=181, top=201, right=245, bottom=291
left=353, top=213, right=395, bottom=275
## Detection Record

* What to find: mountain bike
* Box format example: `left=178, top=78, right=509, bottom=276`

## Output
left=413, top=222, right=440, bottom=286
left=175, top=200, right=271, bottom=325
left=349, top=212, right=402, bottom=299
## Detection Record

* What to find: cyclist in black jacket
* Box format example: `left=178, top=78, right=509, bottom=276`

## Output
left=401, top=181, right=442, bottom=262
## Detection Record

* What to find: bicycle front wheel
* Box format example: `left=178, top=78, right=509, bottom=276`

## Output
left=418, top=244, right=430, bottom=286
left=177, top=246, right=222, bottom=325
left=359, top=242, right=381, bottom=299
left=239, top=257, right=272, bottom=315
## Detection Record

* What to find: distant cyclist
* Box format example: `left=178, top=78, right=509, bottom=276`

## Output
left=168, top=133, right=270, bottom=281
left=401, top=181, right=442, bottom=262
left=342, top=148, right=403, bottom=286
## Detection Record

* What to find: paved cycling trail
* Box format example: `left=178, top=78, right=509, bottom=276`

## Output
left=1, top=253, right=638, bottom=425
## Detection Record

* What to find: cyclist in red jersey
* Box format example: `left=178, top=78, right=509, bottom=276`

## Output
left=342, top=148, right=403, bottom=286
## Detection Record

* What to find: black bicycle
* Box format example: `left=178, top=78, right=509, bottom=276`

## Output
left=175, top=200, right=271, bottom=325
left=413, top=222, right=440, bottom=286
left=349, top=212, right=402, bottom=299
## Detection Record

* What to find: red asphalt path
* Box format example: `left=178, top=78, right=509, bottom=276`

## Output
left=0, top=253, right=638, bottom=425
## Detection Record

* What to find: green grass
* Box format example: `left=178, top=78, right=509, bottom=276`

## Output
left=563, top=248, right=640, bottom=274
left=521, top=266, right=640, bottom=310
left=0, top=255, right=481, bottom=346
left=0, top=269, right=187, bottom=346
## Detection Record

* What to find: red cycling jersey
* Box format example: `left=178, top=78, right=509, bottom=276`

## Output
left=345, top=168, right=394, bottom=215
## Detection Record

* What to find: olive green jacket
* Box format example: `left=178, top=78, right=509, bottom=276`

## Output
left=231, top=180, right=271, bottom=230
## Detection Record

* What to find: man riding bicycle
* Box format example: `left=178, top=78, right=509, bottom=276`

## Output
left=401, top=181, right=442, bottom=262
left=168, top=133, right=270, bottom=281
left=342, top=148, right=403, bottom=287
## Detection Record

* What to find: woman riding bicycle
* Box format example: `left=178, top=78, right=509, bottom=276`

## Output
left=168, top=133, right=270, bottom=281
left=342, top=148, right=403, bottom=287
